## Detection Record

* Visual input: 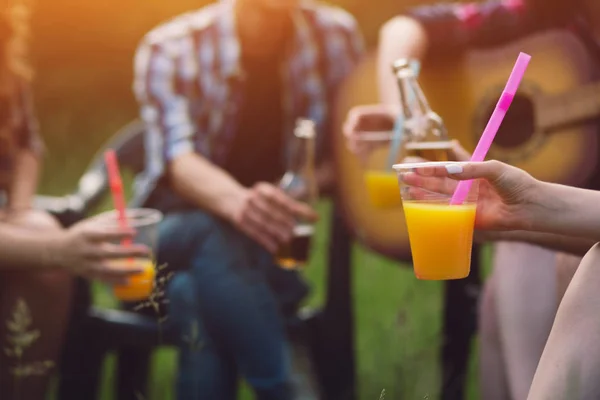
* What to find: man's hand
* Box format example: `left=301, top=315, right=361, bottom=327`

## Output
left=228, top=182, right=318, bottom=252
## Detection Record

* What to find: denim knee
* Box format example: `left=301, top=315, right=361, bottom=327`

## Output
left=167, top=272, right=204, bottom=349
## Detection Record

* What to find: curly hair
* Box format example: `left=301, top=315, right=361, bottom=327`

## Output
left=0, top=0, right=33, bottom=163
left=1, top=0, right=33, bottom=87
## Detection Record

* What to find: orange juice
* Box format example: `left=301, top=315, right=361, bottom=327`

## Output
left=364, top=170, right=402, bottom=208
left=113, top=258, right=155, bottom=301
left=403, top=201, right=476, bottom=280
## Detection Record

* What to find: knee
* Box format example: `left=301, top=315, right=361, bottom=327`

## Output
left=167, top=272, right=198, bottom=317
left=162, top=211, right=250, bottom=253
left=184, top=212, right=264, bottom=264
left=582, top=243, right=600, bottom=262
left=166, top=272, right=206, bottom=349
left=556, top=252, right=581, bottom=303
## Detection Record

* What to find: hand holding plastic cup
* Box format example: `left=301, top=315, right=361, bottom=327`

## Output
left=392, top=52, right=530, bottom=280
left=91, top=208, right=163, bottom=301
left=393, top=161, right=478, bottom=280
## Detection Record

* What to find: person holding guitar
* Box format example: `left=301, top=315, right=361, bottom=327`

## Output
left=399, top=157, right=600, bottom=399
left=344, top=0, right=600, bottom=399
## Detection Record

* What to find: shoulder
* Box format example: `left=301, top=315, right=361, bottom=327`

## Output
left=138, top=4, right=221, bottom=53
left=301, top=1, right=360, bottom=34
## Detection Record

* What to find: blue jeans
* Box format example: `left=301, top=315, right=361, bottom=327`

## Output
left=158, top=210, right=294, bottom=400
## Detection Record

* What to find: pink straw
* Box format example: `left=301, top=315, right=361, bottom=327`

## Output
left=450, top=52, right=531, bottom=205
left=104, top=150, right=132, bottom=246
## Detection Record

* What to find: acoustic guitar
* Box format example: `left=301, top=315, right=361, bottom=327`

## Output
left=332, top=30, right=600, bottom=261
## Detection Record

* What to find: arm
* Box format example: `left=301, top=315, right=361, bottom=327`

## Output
left=492, top=230, right=596, bottom=256
left=7, top=84, right=43, bottom=213
left=133, top=38, right=316, bottom=252
left=407, top=0, right=569, bottom=57
left=378, top=0, right=566, bottom=104
left=170, top=153, right=245, bottom=221
left=528, top=181, right=600, bottom=243
left=0, top=223, right=58, bottom=269
left=133, top=39, right=245, bottom=220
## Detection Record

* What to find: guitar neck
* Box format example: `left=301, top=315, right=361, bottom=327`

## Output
left=537, top=81, right=600, bottom=131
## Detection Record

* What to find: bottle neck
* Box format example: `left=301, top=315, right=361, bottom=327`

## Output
left=395, top=70, right=448, bottom=143
left=280, top=129, right=318, bottom=205
left=396, top=70, right=431, bottom=119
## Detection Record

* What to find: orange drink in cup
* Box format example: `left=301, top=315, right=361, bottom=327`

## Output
left=356, top=133, right=454, bottom=209
left=355, top=132, right=403, bottom=209
left=393, top=161, right=479, bottom=280
left=92, top=208, right=163, bottom=301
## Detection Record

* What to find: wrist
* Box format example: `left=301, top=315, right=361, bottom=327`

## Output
left=219, top=186, right=249, bottom=223
left=527, top=180, right=565, bottom=233
left=41, top=233, right=66, bottom=270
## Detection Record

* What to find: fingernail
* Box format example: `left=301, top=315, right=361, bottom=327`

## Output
left=445, top=164, right=463, bottom=174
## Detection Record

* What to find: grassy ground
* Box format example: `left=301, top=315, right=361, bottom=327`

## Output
left=37, top=67, right=486, bottom=399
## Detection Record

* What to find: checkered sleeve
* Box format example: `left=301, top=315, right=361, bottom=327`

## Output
left=133, top=36, right=197, bottom=180
left=407, top=0, right=568, bottom=56
left=323, top=10, right=365, bottom=91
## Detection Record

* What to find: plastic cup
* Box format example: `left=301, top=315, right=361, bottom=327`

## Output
left=354, top=131, right=403, bottom=209
left=92, top=208, right=163, bottom=301
left=392, top=162, right=479, bottom=280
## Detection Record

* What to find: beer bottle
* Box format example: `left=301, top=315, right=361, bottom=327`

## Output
left=392, top=59, right=453, bottom=162
left=276, top=119, right=318, bottom=270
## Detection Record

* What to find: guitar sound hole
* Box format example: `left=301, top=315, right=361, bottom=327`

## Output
left=482, top=94, right=535, bottom=149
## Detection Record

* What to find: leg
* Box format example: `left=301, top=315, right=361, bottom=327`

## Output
left=0, top=210, right=74, bottom=399
left=479, top=272, right=510, bottom=400
left=159, top=211, right=292, bottom=400
left=493, top=242, right=558, bottom=400
left=167, top=272, right=238, bottom=400
left=528, top=244, right=600, bottom=399
left=555, top=252, right=581, bottom=304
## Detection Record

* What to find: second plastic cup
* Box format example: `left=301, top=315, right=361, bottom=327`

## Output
left=392, top=161, right=479, bottom=280
left=92, top=208, right=163, bottom=301
left=354, top=131, right=403, bottom=209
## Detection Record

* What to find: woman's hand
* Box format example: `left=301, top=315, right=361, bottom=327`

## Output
left=50, top=219, right=150, bottom=285
left=399, top=155, right=542, bottom=232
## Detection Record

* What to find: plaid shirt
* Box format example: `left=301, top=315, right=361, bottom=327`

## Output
left=132, top=0, right=363, bottom=206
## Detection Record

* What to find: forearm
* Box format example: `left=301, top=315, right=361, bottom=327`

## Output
left=496, top=230, right=596, bottom=256
left=169, top=152, right=245, bottom=220
left=8, top=149, right=40, bottom=211
left=377, top=16, right=428, bottom=105
left=0, top=223, right=57, bottom=270
left=529, top=182, right=600, bottom=242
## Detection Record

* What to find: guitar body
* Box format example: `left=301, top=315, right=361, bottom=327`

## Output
left=333, top=30, right=598, bottom=260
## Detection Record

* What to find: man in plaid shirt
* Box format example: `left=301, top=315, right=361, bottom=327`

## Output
left=133, top=0, right=363, bottom=397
